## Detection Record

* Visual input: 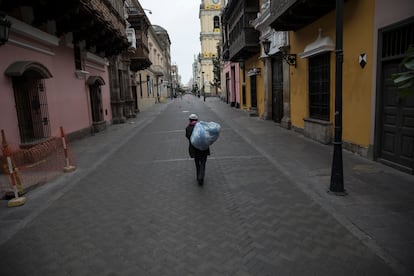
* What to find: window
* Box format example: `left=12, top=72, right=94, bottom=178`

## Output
left=309, top=53, right=330, bottom=120
left=147, top=75, right=150, bottom=97
left=13, top=74, right=51, bottom=144
left=74, top=43, right=82, bottom=70
left=213, top=16, right=220, bottom=30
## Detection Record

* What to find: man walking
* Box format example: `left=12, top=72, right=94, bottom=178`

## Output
left=185, top=114, right=210, bottom=185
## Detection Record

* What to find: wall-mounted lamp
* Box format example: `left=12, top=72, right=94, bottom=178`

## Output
left=127, top=7, right=152, bottom=15
left=261, top=39, right=271, bottom=56
left=143, top=8, right=152, bottom=14
left=0, top=12, right=12, bottom=46
left=279, top=45, right=297, bottom=67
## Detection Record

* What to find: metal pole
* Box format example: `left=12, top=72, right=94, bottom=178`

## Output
left=330, top=0, right=346, bottom=194
left=202, top=72, right=205, bottom=101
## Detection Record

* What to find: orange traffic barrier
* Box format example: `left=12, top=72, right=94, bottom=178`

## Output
left=60, top=126, right=76, bottom=173
left=1, top=129, right=26, bottom=207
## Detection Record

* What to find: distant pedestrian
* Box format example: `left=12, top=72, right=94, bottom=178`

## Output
left=185, top=114, right=210, bottom=186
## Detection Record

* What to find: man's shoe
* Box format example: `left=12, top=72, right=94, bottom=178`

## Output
left=198, top=179, right=203, bottom=186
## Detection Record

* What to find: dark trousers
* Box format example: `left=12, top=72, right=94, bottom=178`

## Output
left=194, top=155, right=207, bottom=181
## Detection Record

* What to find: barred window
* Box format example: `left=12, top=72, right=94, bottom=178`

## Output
left=309, top=53, right=330, bottom=120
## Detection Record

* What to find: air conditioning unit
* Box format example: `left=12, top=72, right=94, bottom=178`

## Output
left=126, top=28, right=136, bottom=49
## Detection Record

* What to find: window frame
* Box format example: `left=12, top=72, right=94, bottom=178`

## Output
left=308, top=53, right=330, bottom=121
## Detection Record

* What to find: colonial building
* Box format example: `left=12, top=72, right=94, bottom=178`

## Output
left=222, top=0, right=261, bottom=115
left=135, top=24, right=171, bottom=111
left=267, top=0, right=414, bottom=173
left=251, top=0, right=291, bottom=127
left=0, top=0, right=130, bottom=149
left=152, top=25, right=172, bottom=100
left=199, top=0, right=224, bottom=96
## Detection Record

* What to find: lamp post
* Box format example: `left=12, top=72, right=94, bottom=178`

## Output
left=330, top=0, right=346, bottom=195
left=202, top=71, right=205, bottom=101
left=0, top=12, right=12, bottom=46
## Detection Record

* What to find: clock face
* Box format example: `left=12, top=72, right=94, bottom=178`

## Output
left=212, top=0, right=219, bottom=3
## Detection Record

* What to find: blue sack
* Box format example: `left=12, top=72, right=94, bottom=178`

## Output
left=190, top=121, right=221, bottom=150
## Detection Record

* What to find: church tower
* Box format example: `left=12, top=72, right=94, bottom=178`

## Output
left=199, top=0, right=224, bottom=96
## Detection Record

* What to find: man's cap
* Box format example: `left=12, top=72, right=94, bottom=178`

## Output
left=189, top=114, right=198, bottom=120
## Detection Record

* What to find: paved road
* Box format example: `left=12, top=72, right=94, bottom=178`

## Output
left=0, top=95, right=412, bottom=275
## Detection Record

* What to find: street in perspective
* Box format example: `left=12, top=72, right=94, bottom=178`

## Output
left=1, top=0, right=414, bottom=275
left=1, top=95, right=413, bottom=276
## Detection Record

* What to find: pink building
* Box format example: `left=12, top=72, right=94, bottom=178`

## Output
left=0, top=1, right=131, bottom=161
left=0, top=21, right=111, bottom=146
left=223, top=61, right=241, bottom=108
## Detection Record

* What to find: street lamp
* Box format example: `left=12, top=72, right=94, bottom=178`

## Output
left=202, top=71, right=205, bottom=102
left=262, top=39, right=271, bottom=56
left=0, top=12, right=12, bottom=46
left=330, top=0, right=346, bottom=195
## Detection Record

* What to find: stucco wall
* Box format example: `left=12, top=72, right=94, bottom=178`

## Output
left=0, top=26, right=111, bottom=146
left=290, top=0, right=375, bottom=147
left=244, top=53, right=264, bottom=115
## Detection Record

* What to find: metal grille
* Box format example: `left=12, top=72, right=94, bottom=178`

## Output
left=382, top=21, right=414, bottom=59
left=13, top=76, right=51, bottom=144
left=309, top=53, right=330, bottom=120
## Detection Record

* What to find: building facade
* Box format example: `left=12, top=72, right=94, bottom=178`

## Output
left=134, top=24, right=171, bottom=111
left=266, top=0, right=414, bottom=173
left=222, top=0, right=262, bottom=115
left=218, top=0, right=414, bottom=174
left=199, top=0, right=224, bottom=96
left=0, top=0, right=129, bottom=149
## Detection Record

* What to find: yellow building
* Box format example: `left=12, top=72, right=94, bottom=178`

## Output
left=268, top=0, right=414, bottom=173
left=199, top=0, right=224, bottom=96
left=242, top=54, right=265, bottom=117
left=288, top=0, right=375, bottom=152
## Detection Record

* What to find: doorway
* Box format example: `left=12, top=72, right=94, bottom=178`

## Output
left=376, top=18, right=414, bottom=173
left=271, top=54, right=284, bottom=123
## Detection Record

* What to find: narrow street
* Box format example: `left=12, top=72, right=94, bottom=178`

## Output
left=0, top=95, right=412, bottom=276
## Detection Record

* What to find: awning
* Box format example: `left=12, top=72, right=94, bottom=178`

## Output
left=299, top=29, right=334, bottom=59
left=4, top=61, right=53, bottom=78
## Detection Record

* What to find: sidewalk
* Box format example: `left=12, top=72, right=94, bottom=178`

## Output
left=206, top=97, right=414, bottom=276
left=0, top=101, right=170, bottom=245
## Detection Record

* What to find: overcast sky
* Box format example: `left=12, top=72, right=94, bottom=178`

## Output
left=138, top=0, right=201, bottom=85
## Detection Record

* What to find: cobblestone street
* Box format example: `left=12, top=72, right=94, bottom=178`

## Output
left=0, top=95, right=413, bottom=276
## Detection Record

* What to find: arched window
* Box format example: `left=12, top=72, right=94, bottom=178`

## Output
left=213, top=16, right=220, bottom=30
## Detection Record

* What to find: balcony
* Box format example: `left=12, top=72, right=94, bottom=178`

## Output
left=127, top=8, right=151, bottom=71
left=269, top=0, right=341, bottom=31
left=222, top=0, right=260, bottom=61
left=150, top=65, right=164, bottom=77
left=0, top=0, right=130, bottom=57
left=229, top=27, right=260, bottom=61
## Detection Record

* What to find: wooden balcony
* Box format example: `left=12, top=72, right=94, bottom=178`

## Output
left=127, top=7, right=151, bottom=71
left=222, top=0, right=260, bottom=61
left=0, top=0, right=130, bottom=57
left=129, top=29, right=151, bottom=72
left=229, top=27, right=260, bottom=61
left=269, top=0, right=340, bottom=31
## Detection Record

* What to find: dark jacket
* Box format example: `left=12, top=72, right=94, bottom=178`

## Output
left=185, top=122, right=210, bottom=158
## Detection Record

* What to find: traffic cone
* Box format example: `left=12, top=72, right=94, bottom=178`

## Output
left=60, top=127, right=76, bottom=172
left=1, top=129, right=26, bottom=207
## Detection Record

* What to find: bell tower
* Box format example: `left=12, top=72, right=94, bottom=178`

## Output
left=199, top=0, right=223, bottom=96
